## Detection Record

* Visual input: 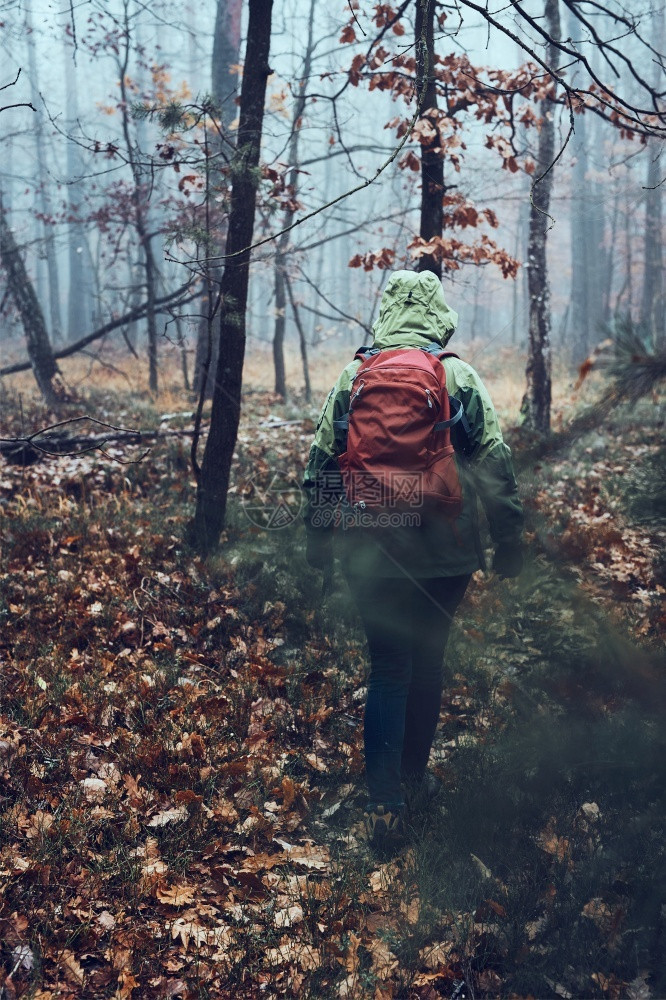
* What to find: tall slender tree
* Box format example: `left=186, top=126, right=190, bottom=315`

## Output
left=521, top=0, right=560, bottom=433
left=192, top=0, right=274, bottom=552
left=272, top=0, right=317, bottom=399
left=192, top=0, right=243, bottom=400
left=414, top=0, right=442, bottom=279
left=26, top=7, right=63, bottom=345
left=64, top=34, right=94, bottom=342
left=640, top=6, right=665, bottom=347
left=212, top=0, right=243, bottom=129
left=116, top=0, right=160, bottom=392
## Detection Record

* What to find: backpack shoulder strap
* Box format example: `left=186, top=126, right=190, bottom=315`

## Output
left=419, top=343, right=460, bottom=361
left=419, top=342, right=443, bottom=357
left=353, top=345, right=381, bottom=362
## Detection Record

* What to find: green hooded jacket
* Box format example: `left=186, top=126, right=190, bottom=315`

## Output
left=302, top=270, right=523, bottom=578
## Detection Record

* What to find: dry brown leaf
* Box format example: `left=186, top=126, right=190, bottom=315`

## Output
left=400, top=896, right=420, bottom=925
left=342, top=931, right=362, bottom=974
left=581, top=897, right=613, bottom=924
left=591, top=972, right=624, bottom=999
left=61, top=948, right=85, bottom=985
left=538, top=826, right=570, bottom=861
left=148, top=805, right=188, bottom=828
left=368, top=936, right=399, bottom=979
left=281, top=775, right=296, bottom=809
left=525, top=916, right=548, bottom=940
left=273, top=839, right=330, bottom=871
left=337, top=972, right=361, bottom=998
left=264, top=941, right=321, bottom=970
left=305, top=751, right=328, bottom=771
left=419, top=939, right=455, bottom=969
left=156, top=883, right=196, bottom=907
left=23, top=810, right=54, bottom=838
left=142, top=859, right=168, bottom=878
left=170, top=918, right=205, bottom=950
left=274, top=903, right=303, bottom=928
left=214, top=798, right=239, bottom=824
left=97, top=910, right=116, bottom=932
left=368, top=861, right=398, bottom=893
left=116, top=970, right=139, bottom=998
left=80, top=777, right=107, bottom=802
left=145, top=836, right=160, bottom=858
left=580, top=802, right=601, bottom=823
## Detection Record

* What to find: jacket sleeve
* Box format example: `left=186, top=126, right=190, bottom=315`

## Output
left=447, top=361, right=524, bottom=547
left=302, top=367, right=354, bottom=534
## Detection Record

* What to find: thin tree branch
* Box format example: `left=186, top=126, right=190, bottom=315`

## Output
left=0, top=282, right=197, bottom=377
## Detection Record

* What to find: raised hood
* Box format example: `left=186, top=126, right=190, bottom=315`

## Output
left=371, top=270, right=458, bottom=350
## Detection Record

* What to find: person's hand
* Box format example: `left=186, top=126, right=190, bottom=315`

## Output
left=306, top=530, right=333, bottom=572
left=492, top=541, right=523, bottom=578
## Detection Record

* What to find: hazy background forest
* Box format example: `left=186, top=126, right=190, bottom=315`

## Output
left=0, top=1, right=665, bottom=998
left=1, top=0, right=662, bottom=399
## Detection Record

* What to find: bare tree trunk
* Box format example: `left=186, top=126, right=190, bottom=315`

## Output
left=308, top=149, right=331, bottom=345
left=586, top=113, right=606, bottom=346
left=284, top=271, right=311, bottom=402
left=614, top=171, right=635, bottom=316
left=26, top=8, right=63, bottom=345
left=212, top=0, right=243, bottom=130
left=273, top=262, right=288, bottom=397
left=175, top=315, right=190, bottom=391
left=118, top=1, right=159, bottom=393
left=0, top=201, right=61, bottom=408
left=64, top=37, right=93, bottom=343
left=603, top=181, right=619, bottom=325
left=192, top=0, right=273, bottom=552
left=641, top=142, right=664, bottom=345
left=511, top=215, right=521, bottom=345
left=192, top=0, right=243, bottom=401
left=640, top=5, right=665, bottom=346
left=569, top=108, right=590, bottom=365
left=272, top=0, right=316, bottom=398
left=415, top=0, right=443, bottom=279
left=522, top=0, right=560, bottom=433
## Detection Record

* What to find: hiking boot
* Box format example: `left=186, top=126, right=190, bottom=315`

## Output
left=363, top=804, right=406, bottom=855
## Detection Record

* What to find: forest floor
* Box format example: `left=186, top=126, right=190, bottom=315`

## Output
left=0, top=345, right=664, bottom=1000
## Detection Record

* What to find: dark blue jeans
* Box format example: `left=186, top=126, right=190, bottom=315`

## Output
left=347, top=573, right=471, bottom=809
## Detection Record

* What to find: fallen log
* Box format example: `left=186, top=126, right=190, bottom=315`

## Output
left=0, top=415, right=208, bottom=465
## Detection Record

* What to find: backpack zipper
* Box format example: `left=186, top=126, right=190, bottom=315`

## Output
left=350, top=380, right=365, bottom=407
left=425, top=388, right=434, bottom=409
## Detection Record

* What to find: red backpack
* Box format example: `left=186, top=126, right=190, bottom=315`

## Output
left=336, top=344, right=469, bottom=518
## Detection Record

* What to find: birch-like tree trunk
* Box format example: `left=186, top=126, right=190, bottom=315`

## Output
left=522, top=0, right=560, bottom=433
left=192, top=0, right=273, bottom=552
